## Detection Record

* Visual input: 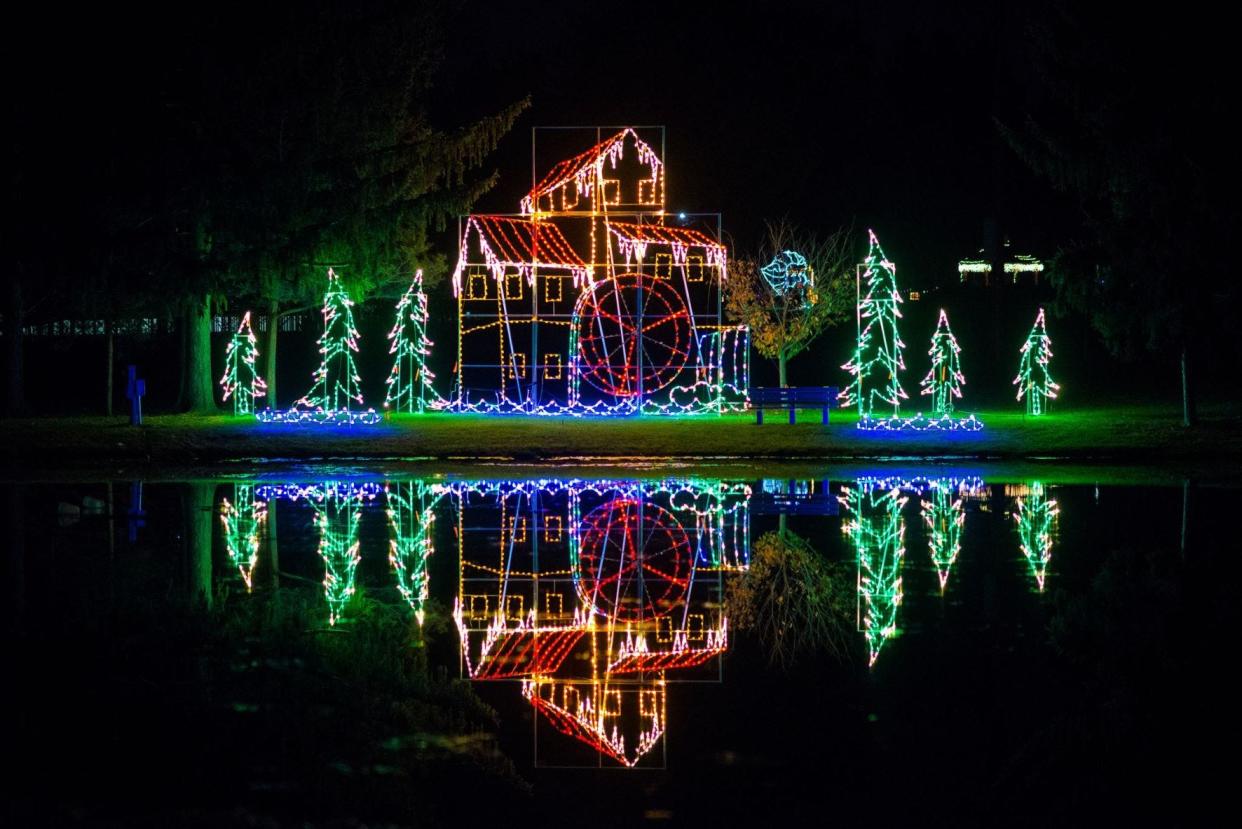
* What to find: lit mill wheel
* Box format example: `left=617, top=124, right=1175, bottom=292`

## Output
left=574, top=272, right=690, bottom=399
left=575, top=497, right=691, bottom=621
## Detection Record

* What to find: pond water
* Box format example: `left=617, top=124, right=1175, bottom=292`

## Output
left=5, top=466, right=1237, bottom=826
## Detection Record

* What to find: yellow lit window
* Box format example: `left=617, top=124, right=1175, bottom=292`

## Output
left=655, top=616, right=673, bottom=644
left=685, top=254, right=705, bottom=282
left=653, top=253, right=673, bottom=279
left=544, top=513, right=563, bottom=541
left=507, top=353, right=527, bottom=379
left=637, top=178, right=658, bottom=204
left=544, top=276, right=563, bottom=303
left=543, top=353, right=563, bottom=380
left=602, top=179, right=621, bottom=205
left=504, top=272, right=524, bottom=300
left=505, top=594, right=524, bottom=620
left=561, top=184, right=579, bottom=210
left=466, top=270, right=489, bottom=299
left=543, top=590, right=563, bottom=616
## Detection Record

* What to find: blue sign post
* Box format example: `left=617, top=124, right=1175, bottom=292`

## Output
left=126, top=365, right=146, bottom=425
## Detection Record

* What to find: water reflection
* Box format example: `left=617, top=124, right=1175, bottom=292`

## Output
left=220, top=483, right=265, bottom=589
left=1013, top=481, right=1059, bottom=591
left=451, top=479, right=749, bottom=767
left=198, top=473, right=1071, bottom=765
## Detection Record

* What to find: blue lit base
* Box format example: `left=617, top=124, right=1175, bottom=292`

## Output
left=256, top=407, right=382, bottom=425
left=255, top=482, right=384, bottom=502
left=446, top=382, right=749, bottom=417
left=857, top=413, right=984, bottom=432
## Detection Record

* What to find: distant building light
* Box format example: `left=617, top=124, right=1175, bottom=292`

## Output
left=1004, top=255, right=1044, bottom=273
left=958, top=260, right=992, bottom=274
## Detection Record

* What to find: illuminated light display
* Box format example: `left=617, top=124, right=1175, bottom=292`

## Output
left=920, top=309, right=965, bottom=416
left=921, top=479, right=965, bottom=592
left=957, top=259, right=992, bottom=274
left=857, top=412, right=984, bottom=431
left=1014, top=481, right=1058, bottom=591
left=449, top=127, right=746, bottom=416
left=219, top=483, right=267, bottom=589
left=840, top=230, right=908, bottom=418
left=1003, top=254, right=1044, bottom=275
left=258, top=269, right=378, bottom=425
left=311, top=481, right=365, bottom=625
left=451, top=477, right=748, bottom=767
left=219, top=312, right=267, bottom=415
left=1014, top=308, right=1059, bottom=415
left=385, top=481, right=441, bottom=624
left=759, top=250, right=813, bottom=301
left=840, top=482, right=906, bottom=667
left=575, top=497, right=692, bottom=619
left=254, top=482, right=383, bottom=503
left=384, top=270, right=442, bottom=413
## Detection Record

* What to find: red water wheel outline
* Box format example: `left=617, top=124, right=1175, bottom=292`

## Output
left=574, top=272, right=691, bottom=398
left=575, top=497, right=692, bottom=621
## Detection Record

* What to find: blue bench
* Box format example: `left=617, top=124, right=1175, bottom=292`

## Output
left=751, top=386, right=837, bottom=425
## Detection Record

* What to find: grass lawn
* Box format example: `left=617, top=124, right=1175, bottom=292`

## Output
left=3, top=402, right=1240, bottom=469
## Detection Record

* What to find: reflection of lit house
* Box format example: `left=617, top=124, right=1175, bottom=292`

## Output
left=452, top=478, right=750, bottom=767
left=451, top=127, right=747, bottom=415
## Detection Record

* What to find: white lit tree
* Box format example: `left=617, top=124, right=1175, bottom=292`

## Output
left=1014, top=308, right=1059, bottom=415
left=219, top=312, right=267, bottom=415
left=920, top=309, right=965, bottom=415
left=384, top=270, right=438, bottom=413
left=295, top=269, right=366, bottom=413
left=840, top=230, right=907, bottom=418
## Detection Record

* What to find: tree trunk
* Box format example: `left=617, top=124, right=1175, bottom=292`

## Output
left=265, top=298, right=279, bottom=409
left=104, top=316, right=114, bottom=416
left=5, top=277, right=26, bottom=416
left=183, top=482, right=216, bottom=609
left=182, top=294, right=216, bottom=413
left=1180, top=346, right=1196, bottom=427
left=778, top=350, right=788, bottom=388
left=267, top=500, right=280, bottom=588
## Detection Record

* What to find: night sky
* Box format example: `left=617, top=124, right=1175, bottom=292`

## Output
left=430, top=0, right=1068, bottom=287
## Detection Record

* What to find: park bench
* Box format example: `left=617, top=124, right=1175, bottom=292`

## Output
left=751, top=386, right=837, bottom=425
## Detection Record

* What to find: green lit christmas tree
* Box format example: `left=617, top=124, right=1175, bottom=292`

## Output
left=840, top=230, right=907, bottom=418
left=295, top=269, right=368, bottom=414
left=220, top=483, right=267, bottom=589
left=219, top=312, right=267, bottom=415
left=1014, top=308, right=1059, bottom=415
left=314, top=483, right=363, bottom=625
left=384, top=270, right=439, bottom=413
left=386, top=481, right=441, bottom=625
left=840, top=482, right=906, bottom=667
left=921, top=480, right=964, bottom=592
left=1014, top=481, right=1058, bottom=591
left=920, top=309, right=965, bottom=416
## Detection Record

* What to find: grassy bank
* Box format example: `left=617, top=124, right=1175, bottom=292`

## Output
left=3, top=403, right=1240, bottom=467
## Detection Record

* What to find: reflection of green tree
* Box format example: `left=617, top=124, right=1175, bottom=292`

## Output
left=1015, top=482, right=1058, bottom=591
left=220, top=484, right=267, bottom=590
left=385, top=481, right=441, bottom=625
left=726, top=529, right=853, bottom=668
left=314, top=484, right=363, bottom=625
left=922, top=481, right=964, bottom=592
left=841, top=485, right=906, bottom=667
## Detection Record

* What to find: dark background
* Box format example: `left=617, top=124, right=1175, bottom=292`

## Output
left=9, top=1, right=1219, bottom=410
